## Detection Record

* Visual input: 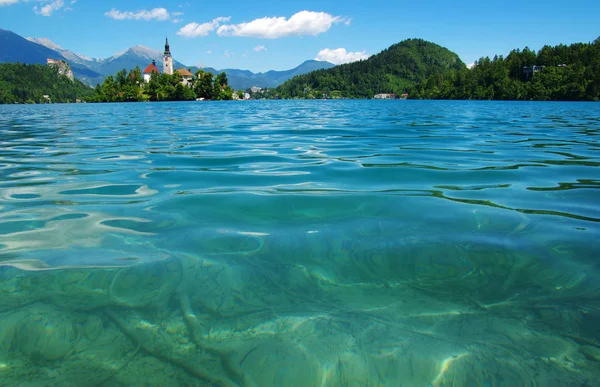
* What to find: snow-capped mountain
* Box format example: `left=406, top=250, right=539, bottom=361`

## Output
left=93, top=45, right=188, bottom=76
left=26, top=37, right=98, bottom=66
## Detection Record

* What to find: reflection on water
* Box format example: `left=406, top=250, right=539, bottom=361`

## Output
left=1, top=100, right=599, bottom=386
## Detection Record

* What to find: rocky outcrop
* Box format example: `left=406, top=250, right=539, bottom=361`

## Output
left=46, top=58, right=74, bottom=81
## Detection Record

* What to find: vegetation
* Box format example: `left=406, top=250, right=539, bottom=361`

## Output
left=278, top=38, right=600, bottom=101
left=0, top=63, right=93, bottom=104
left=90, top=68, right=235, bottom=102
left=412, top=38, right=600, bottom=101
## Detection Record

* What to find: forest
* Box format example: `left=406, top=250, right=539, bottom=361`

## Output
left=277, top=38, right=600, bottom=101
left=0, top=63, right=93, bottom=104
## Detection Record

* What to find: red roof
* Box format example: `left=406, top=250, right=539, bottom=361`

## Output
left=175, top=68, right=194, bottom=77
left=143, top=63, right=160, bottom=74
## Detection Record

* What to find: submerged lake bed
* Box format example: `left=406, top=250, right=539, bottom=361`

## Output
left=0, top=100, right=599, bottom=386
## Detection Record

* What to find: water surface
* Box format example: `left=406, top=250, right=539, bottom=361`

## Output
left=1, top=100, right=599, bottom=386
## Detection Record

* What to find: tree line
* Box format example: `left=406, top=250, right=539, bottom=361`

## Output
left=0, top=63, right=93, bottom=104
left=413, top=39, right=600, bottom=100
left=89, top=68, right=235, bottom=103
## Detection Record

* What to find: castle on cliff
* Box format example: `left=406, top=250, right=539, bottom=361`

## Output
left=46, top=58, right=74, bottom=81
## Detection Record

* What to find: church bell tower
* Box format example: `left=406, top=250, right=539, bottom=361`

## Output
left=163, top=37, right=173, bottom=75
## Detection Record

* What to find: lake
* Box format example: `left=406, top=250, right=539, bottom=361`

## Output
left=0, top=100, right=599, bottom=386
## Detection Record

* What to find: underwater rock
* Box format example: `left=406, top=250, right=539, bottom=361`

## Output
left=0, top=267, right=45, bottom=312
left=240, top=339, right=320, bottom=386
left=17, top=304, right=78, bottom=363
left=83, top=315, right=104, bottom=342
left=581, top=345, right=600, bottom=362
left=108, top=257, right=182, bottom=308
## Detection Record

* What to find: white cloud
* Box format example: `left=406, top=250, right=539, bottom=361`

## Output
left=217, top=10, right=345, bottom=39
left=105, top=7, right=175, bottom=21
left=1, top=0, right=74, bottom=15
left=253, top=45, right=267, bottom=52
left=177, top=16, right=230, bottom=38
left=206, top=50, right=212, bottom=55
left=0, top=0, right=21, bottom=6
left=315, top=48, right=370, bottom=65
left=467, top=63, right=475, bottom=69
left=34, top=0, right=65, bottom=16
left=224, top=50, right=233, bottom=58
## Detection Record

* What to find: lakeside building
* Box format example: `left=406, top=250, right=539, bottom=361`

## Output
left=175, top=68, right=193, bottom=87
left=523, top=64, right=568, bottom=80
left=373, top=93, right=409, bottom=100
left=523, top=65, right=545, bottom=80
left=374, top=93, right=397, bottom=99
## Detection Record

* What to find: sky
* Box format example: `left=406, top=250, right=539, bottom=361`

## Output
left=0, top=0, right=599, bottom=72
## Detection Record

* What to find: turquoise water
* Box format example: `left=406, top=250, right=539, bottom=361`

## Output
left=0, top=100, right=599, bottom=386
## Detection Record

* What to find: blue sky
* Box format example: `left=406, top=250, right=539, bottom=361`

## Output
left=1, top=0, right=599, bottom=72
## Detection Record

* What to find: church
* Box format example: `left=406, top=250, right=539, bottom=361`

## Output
left=142, top=38, right=174, bottom=82
left=142, top=38, right=194, bottom=87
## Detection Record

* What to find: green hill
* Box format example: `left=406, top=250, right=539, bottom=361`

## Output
left=277, top=39, right=465, bottom=99
left=0, top=63, right=93, bottom=104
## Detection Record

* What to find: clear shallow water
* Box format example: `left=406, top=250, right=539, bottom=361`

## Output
left=0, top=100, right=599, bottom=386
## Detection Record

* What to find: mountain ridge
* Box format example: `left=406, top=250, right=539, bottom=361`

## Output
left=3, top=29, right=335, bottom=89
left=26, top=37, right=97, bottom=64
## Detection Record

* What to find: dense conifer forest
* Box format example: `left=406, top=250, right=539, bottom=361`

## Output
left=277, top=38, right=600, bottom=101
left=0, top=63, right=93, bottom=104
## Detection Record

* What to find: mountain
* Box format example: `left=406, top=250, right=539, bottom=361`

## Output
left=26, top=33, right=334, bottom=89
left=26, top=37, right=97, bottom=66
left=0, top=29, right=103, bottom=86
left=3, top=28, right=335, bottom=89
left=277, top=39, right=466, bottom=98
left=86, top=45, right=189, bottom=78
left=198, top=60, right=336, bottom=90
left=25, top=39, right=186, bottom=83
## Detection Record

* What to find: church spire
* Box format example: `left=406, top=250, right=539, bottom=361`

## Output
left=164, top=36, right=171, bottom=57
left=163, top=36, right=173, bottom=75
